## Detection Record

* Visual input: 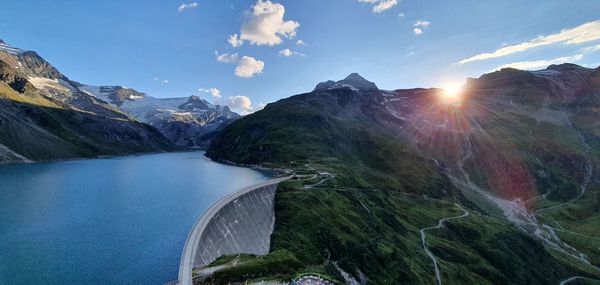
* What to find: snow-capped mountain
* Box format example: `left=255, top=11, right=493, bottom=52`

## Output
left=0, top=39, right=22, bottom=55
left=0, top=40, right=176, bottom=163
left=79, top=85, right=240, bottom=148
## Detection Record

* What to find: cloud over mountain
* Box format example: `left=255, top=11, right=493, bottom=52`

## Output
left=494, top=54, right=583, bottom=71
left=459, top=20, right=600, bottom=64
left=198, top=88, right=222, bottom=98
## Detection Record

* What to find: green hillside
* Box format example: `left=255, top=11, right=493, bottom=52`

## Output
left=205, top=70, right=600, bottom=284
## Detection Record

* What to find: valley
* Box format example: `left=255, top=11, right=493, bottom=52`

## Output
left=4, top=3, right=600, bottom=285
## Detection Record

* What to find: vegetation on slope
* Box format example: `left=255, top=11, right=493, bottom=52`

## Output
left=206, top=70, right=600, bottom=283
left=0, top=52, right=177, bottom=162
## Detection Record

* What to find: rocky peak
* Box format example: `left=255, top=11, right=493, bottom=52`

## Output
left=179, top=95, right=211, bottom=110
left=314, top=80, right=336, bottom=90
left=97, top=86, right=145, bottom=106
left=338, top=73, right=378, bottom=91
left=0, top=39, right=5, bottom=45
left=314, top=73, right=379, bottom=92
left=19, top=51, right=64, bottom=79
left=344, top=73, right=368, bottom=83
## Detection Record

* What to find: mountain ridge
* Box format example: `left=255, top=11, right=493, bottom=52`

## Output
left=79, top=85, right=240, bottom=148
left=204, top=64, right=600, bottom=284
left=0, top=40, right=178, bottom=163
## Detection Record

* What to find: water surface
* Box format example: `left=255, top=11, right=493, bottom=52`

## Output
left=0, top=152, right=270, bottom=285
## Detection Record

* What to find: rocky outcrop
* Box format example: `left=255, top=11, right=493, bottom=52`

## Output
left=0, top=40, right=177, bottom=162
left=80, top=85, right=240, bottom=148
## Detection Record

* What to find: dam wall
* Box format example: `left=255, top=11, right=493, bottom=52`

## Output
left=178, top=176, right=290, bottom=285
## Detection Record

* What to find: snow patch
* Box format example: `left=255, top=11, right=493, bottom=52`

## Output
left=532, top=69, right=561, bottom=76
left=329, top=83, right=359, bottom=92
left=28, top=77, right=70, bottom=93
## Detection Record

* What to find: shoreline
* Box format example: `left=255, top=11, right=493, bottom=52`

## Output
left=204, top=156, right=292, bottom=178
left=0, top=148, right=206, bottom=166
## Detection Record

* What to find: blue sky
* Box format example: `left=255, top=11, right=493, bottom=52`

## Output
left=2, top=0, right=600, bottom=113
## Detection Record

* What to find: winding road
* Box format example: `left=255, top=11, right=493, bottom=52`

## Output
left=300, top=164, right=336, bottom=189
left=559, top=275, right=600, bottom=285
left=419, top=203, right=470, bottom=285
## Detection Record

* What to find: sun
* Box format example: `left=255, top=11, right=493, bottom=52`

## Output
left=443, top=85, right=462, bottom=98
left=439, top=83, right=464, bottom=105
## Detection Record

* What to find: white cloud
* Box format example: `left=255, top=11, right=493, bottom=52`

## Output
left=178, top=2, right=198, bottom=12
left=215, top=51, right=239, bottom=63
left=413, top=20, right=429, bottom=35
left=583, top=43, right=600, bottom=53
left=226, top=96, right=253, bottom=114
left=215, top=52, right=264, bottom=78
left=219, top=95, right=263, bottom=115
left=154, top=77, right=169, bottom=84
left=358, top=0, right=398, bottom=13
left=373, top=0, right=397, bottom=13
left=398, top=12, right=405, bottom=18
left=494, top=54, right=583, bottom=71
left=228, top=34, right=243, bottom=48
left=296, top=39, right=306, bottom=46
left=235, top=0, right=300, bottom=46
left=199, top=88, right=222, bottom=98
left=414, top=20, right=430, bottom=27
left=279, top=48, right=305, bottom=57
left=460, top=20, right=600, bottom=64
left=235, top=56, right=265, bottom=78
left=203, top=91, right=264, bottom=115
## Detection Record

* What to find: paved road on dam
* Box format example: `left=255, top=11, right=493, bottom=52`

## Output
left=177, top=176, right=291, bottom=285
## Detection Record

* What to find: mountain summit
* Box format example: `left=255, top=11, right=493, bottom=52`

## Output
left=207, top=62, right=600, bottom=284
left=341, top=73, right=378, bottom=89
left=315, top=72, right=378, bottom=92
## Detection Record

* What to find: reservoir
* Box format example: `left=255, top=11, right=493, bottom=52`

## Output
left=0, top=152, right=270, bottom=285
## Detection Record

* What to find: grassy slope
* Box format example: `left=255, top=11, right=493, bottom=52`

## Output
left=208, top=91, right=449, bottom=194
left=516, top=69, right=600, bottom=269
left=206, top=83, right=600, bottom=283
left=0, top=73, right=176, bottom=162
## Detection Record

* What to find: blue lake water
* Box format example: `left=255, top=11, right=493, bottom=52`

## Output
left=0, top=152, right=270, bottom=285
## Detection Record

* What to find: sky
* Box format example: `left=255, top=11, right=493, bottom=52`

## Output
left=2, top=0, right=600, bottom=114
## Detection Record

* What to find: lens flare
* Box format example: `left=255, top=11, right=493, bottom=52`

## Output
left=440, top=84, right=464, bottom=105
left=384, top=82, right=539, bottom=212
left=443, top=85, right=462, bottom=98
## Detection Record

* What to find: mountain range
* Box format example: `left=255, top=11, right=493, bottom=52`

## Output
left=79, top=85, right=239, bottom=148
left=204, top=66, right=600, bottom=284
left=3, top=38, right=600, bottom=284
left=0, top=40, right=238, bottom=162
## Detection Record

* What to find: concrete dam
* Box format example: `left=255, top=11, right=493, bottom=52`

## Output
left=178, top=176, right=291, bottom=285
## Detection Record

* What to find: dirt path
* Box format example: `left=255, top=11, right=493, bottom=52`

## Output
left=419, top=203, right=470, bottom=285
left=559, top=275, right=600, bottom=285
